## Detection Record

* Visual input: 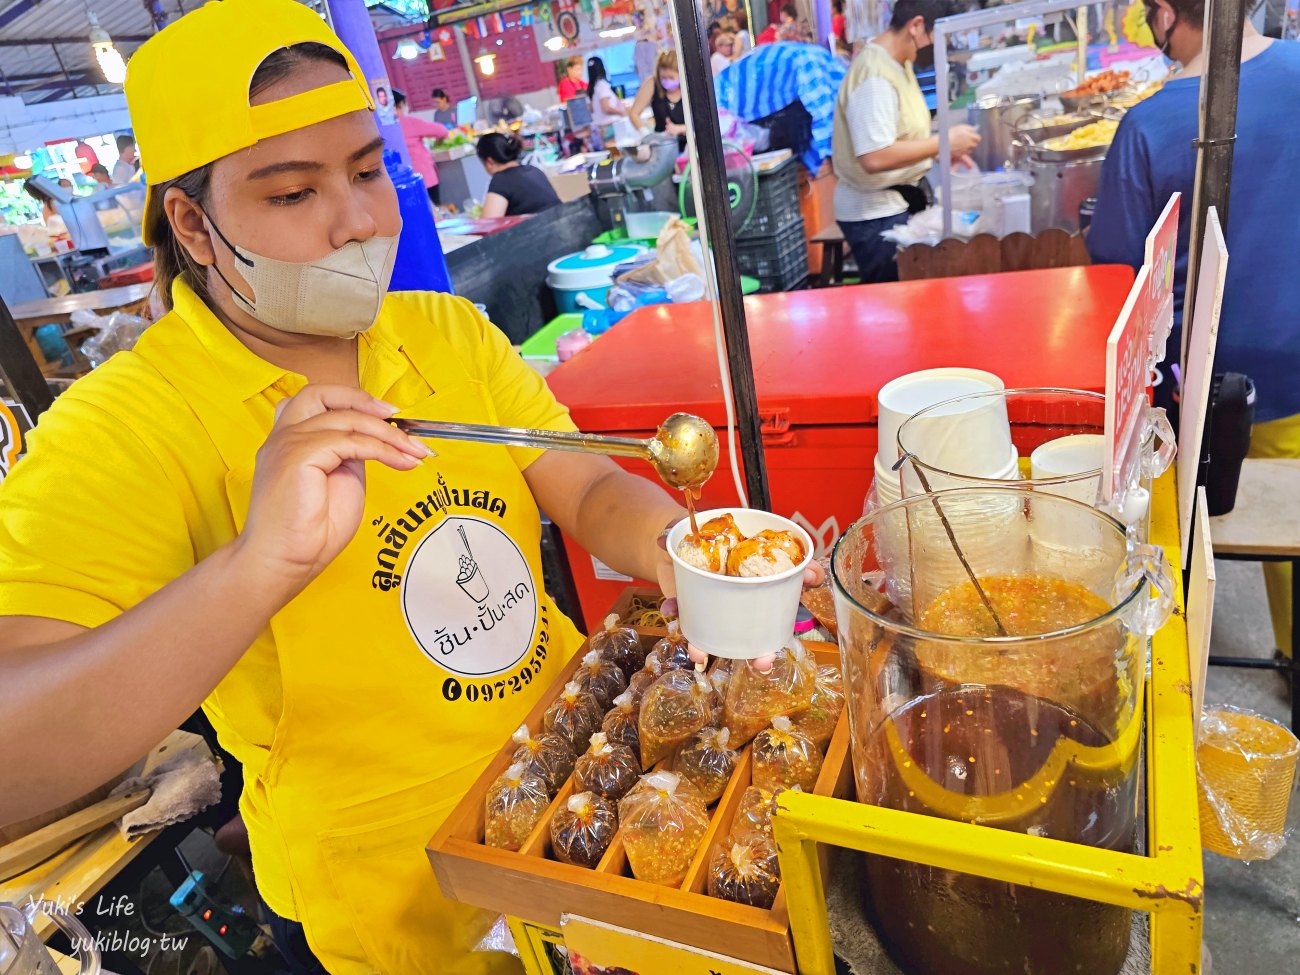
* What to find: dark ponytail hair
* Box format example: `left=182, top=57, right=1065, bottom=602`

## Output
left=586, top=56, right=608, bottom=103
left=146, top=41, right=350, bottom=312
left=475, top=132, right=522, bottom=165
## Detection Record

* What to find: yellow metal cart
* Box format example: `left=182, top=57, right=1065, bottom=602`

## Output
left=776, top=470, right=1203, bottom=974
left=504, top=471, right=1203, bottom=974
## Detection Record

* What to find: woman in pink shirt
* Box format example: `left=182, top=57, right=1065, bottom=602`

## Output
left=394, top=89, right=449, bottom=205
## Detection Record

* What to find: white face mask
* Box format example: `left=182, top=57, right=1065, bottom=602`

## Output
left=206, top=216, right=400, bottom=339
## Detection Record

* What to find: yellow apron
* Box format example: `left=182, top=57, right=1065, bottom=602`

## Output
left=152, top=312, right=580, bottom=973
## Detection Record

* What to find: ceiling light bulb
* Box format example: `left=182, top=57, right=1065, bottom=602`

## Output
left=395, top=39, right=419, bottom=60
left=475, top=54, right=496, bottom=76
left=544, top=36, right=566, bottom=51
left=88, top=13, right=127, bottom=84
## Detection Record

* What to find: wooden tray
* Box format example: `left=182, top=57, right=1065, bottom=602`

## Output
left=604, top=586, right=666, bottom=627
left=428, top=625, right=852, bottom=973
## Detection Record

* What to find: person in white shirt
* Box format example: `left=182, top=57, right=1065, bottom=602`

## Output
left=587, top=56, right=628, bottom=139
left=734, top=11, right=753, bottom=54
left=711, top=32, right=737, bottom=74
left=831, top=0, right=980, bottom=282
left=111, top=134, right=138, bottom=185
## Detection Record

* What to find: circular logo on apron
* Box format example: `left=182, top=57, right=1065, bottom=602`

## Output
left=401, top=515, right=539, bottom=677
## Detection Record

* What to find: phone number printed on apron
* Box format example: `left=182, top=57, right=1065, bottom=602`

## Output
left=442, top=609, right=551, bottom=703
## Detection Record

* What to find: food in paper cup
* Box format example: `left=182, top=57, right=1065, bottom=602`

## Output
left=668, top=508, right=814, bottom=659
left=674, top=514, right=806, bottom=578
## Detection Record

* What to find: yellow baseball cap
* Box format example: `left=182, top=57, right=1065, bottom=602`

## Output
left=126, top=0, right=375, bottom=244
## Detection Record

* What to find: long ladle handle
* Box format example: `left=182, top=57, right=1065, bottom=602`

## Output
left=898, top=454, right=1010, bottom=636
left=393, top=417, right=654, bottom=462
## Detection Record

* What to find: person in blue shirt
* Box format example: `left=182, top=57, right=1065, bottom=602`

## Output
left=1089, top=0, right=1300, bottom=663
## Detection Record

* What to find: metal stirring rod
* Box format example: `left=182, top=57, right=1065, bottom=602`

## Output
left=392, top=412, right=720, bottom=491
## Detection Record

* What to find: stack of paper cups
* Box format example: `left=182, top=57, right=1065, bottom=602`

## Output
left=870, top=368, right=1007, bottom=511
left=877, top=368, right=1007, bottom=466
left=894, top=387, right=1018, bottom=497
left=1029, top=435, right=1105, bottom=505
left=873, top=488, right=1033, bottom=613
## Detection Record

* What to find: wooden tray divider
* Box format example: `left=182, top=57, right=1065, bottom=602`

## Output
left=595, top=828, right=627, bottom=875
left=520, top=777, right=575, bottom=858
left=681, top=749, right=753, bottom=895
left=427, top=593, right=854, bottom=974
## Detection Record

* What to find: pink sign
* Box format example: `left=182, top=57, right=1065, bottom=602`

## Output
left=1104, top=265, right=1154, bottom=503
left=1144, top=193, right=1181, bottom=366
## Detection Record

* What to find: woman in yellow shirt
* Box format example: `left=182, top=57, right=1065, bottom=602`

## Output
left=0, top=2, right=697, bottom=972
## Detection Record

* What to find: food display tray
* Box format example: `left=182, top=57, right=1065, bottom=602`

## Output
left=427, top=595, right=851, bottom=974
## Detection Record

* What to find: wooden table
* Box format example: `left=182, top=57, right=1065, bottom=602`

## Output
left=810, top=224, right=848, bottom=287
left=7, top=283, right=153, bottom=376
left=8, top=284, right=153, bottom=326
left=434, top=214, right=532, bottom=237
left=1208, top=457, right=1300, bottom=728
left=0, top=731, right=211, bottom=939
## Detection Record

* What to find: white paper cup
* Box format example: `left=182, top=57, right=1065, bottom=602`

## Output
left=1029, top=434, right=1104, bottom=505
left=895, top=390, right=1015, bottom=481
left=668, top=508, right=813, bottom=659
left=874, top=453, right=904, bottom=504
left=874, top=488, right=1031, bottom=611
left=1029, top=435, right=1106, bottom=551
left=877, top=368, right=1006, bottom=464
left=900, top=444, right=1019, bottom=497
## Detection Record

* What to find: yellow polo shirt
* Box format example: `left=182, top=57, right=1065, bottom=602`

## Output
left=0, top=278, right=579, bottom=917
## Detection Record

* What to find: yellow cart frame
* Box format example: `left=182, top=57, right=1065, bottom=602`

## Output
left=773, top=470, right=1204, bottom=974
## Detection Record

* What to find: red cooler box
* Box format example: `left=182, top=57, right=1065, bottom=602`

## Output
left=545, top=265, right=1135, bottom=626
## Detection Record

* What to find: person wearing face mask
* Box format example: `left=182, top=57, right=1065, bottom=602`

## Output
left=1089, top=0, right=1300, bottom=669
left=631, top=50, right=687, bottom=151
left=393, top=88, right=449, bottom=206
left=0, top=2, right=786, bottom=972
left=831, top=0, right=980, bottom=283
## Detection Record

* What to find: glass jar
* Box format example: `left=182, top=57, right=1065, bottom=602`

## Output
left=831, top=487, right=1172, bottom=975
left=888, top=388, right=1175, bottom=541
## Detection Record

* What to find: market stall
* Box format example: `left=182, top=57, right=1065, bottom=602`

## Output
left=4, top=2, right=1299, bottom=974
left=909, top=0, right=1171, bottom=244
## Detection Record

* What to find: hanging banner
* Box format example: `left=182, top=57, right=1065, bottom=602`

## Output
left=370, top=77, right=397, bottom=125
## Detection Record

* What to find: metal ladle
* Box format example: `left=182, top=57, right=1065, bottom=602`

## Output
left=392, top=412, right=720, bottom=491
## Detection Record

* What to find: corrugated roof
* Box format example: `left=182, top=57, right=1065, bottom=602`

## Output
left=0, top=0, right=164, bottom=102
left=0, top=0, right=418, bottom=104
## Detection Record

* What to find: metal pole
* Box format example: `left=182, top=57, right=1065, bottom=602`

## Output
left=936, top=25, right=952, bottom=238
left=670, top=0, right=771, bottom=510
left=1076, top=6, right=1088, bottom=85
left=1182, top=0, right=1245, bottom=364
